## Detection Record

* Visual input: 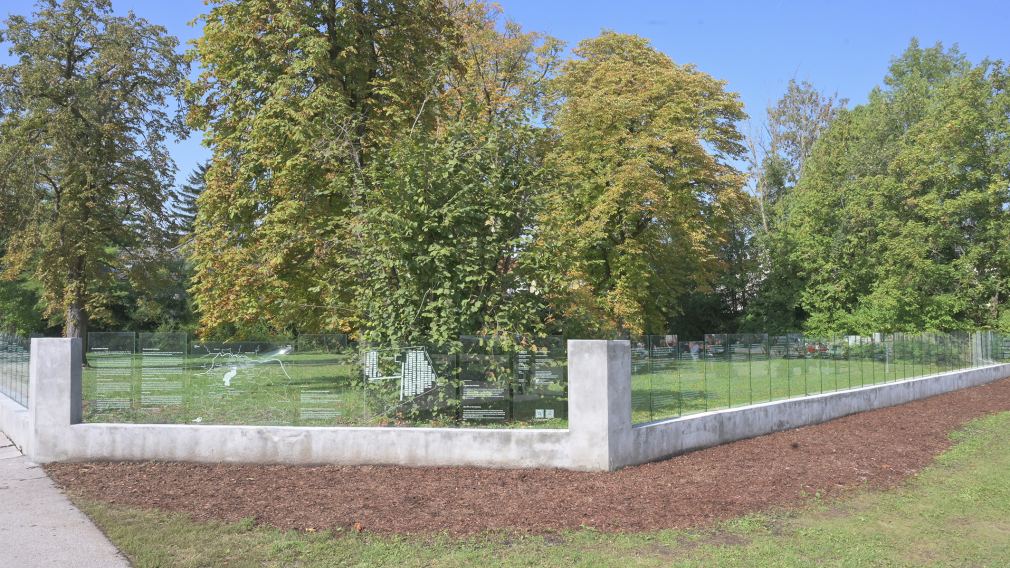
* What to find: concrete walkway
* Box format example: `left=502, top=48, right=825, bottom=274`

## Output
left=0, top=434, right=130, bottom=567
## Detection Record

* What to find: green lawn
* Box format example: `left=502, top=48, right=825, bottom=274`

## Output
left=630, top=354, right=973, bottom=424
left=82, top=352, right=568, bottom=429
left=72, top=411, right=1010, bottom=567
left=81, top=347, right=986, bottom=429
left=85, top=352, right=370, bottom=426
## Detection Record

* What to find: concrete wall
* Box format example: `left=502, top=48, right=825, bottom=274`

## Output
left=619, top=362, right=1010, bottom=468
left=0, top=391, right=30, bottom=454
left=567, top=340, right=631, bottom=470
left=53, top=424, right=573, bottom=468
left=9, top=338, right=1010, bottom=471
left=18, top=338, right=622, bottom=471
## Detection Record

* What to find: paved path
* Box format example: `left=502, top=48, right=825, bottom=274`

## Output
left=0, top=434, right=130, bottom=567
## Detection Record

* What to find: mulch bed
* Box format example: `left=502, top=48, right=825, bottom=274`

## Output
left=46, top=377, right=1010, bottom=536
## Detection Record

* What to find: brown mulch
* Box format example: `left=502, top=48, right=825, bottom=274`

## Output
left=46, top=377, right=1010, bottom=536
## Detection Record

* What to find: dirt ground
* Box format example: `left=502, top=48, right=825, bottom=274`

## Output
left=46, top=377, right=1010, bottom=536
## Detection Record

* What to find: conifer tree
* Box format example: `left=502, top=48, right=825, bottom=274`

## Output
left=174, top=162, right=207, bottom=238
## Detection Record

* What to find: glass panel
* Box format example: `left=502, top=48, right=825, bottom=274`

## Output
left=680, top=339, right=706, bottom=415
left=513, top=336, right=567, bottom=425
left=630, top=336, right=652, bottom=423
left=706, top=334, right=725, bottom=410
left=189, top=339, right=298, bottom=426
left=137, top=332, right=188, bottom=423
left=769, top=335, right=790, bottom=400
left=85, top=332, right=136, bottom=422
left=647, top=334, right=679, bottom=420
left=362, top=342, right=457, bottom=426
left=0, top=332, right=29, bottom=406
left=787, top=334, right=803, bottom=396
left=294, top=335, right=354, bottom=427
left=458, top=337, right=512, bottom=424
left=749, top=334, right=771, bottom=404
left=727, top=335, right=751, bottom=407
left=78, top=332, right=570, bottom=428
left=828, top=331, right=844, bottom=388
left=73, top=328, right=1008, bottom=427
left=811, top=336, right=825, bottom=394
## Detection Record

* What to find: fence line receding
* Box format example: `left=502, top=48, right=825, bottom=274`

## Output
left=12, top=328, right=1007, bottom=430
left=631, top=331, right=1008, bottom=425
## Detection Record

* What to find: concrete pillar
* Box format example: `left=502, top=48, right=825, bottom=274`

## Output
left=28, top=338, right=81, bottom=462
left=567, top=340, right=631, bottom=471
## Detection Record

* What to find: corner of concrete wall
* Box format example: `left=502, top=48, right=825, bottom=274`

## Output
left=567, top=339, right=631, bottom=471
left=27, top=338, right=82, bottom=462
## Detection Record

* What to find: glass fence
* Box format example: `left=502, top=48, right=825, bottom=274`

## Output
left=58, top=329, right=1010, bottom=428
left=630, top=331, right=1009, bottom=425
left=0, top=331, right=30, bottom=407
left=83, top=333, right=568, bottom=428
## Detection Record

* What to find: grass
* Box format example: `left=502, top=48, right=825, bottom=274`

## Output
left=82, top=350, right=568, bottom=429
left=629, top=353, right=974, bottom=424
left=81, top=345, right=984, bottom=430
left=72, top=410, right=1010, bottom=567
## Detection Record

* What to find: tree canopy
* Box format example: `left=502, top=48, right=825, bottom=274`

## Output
left=0, top=0, right=187, bottom=339
left=540, top=32, right=749, bottom=336
left=774, top=41, right=1010, bottom=334
left=3, top=1, right=1008, bottom=341
left=186, top=0, right=462, bottom=339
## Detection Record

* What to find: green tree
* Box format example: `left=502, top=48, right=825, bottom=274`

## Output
left=356, top=122, right=554, bottom=345
left=186, top=0, right=458, bottom=337
left=0, top=280, right=45, bottom=335
left=779, top=40, right=1010, bottom=334
left=173, top=161, right=207, bottom=237
left=742, top=80, right=845, bottom=334
left=0, top=0, right=187, bottom=340
left=540, top=32, right=749, bottom=336
left=188, top=1, right=563, bottom=344
left=0, top=173, right=45, bottom=333
left=766, top=80, right=846, bottom=193
left=353, top=3, right=561, bottom=344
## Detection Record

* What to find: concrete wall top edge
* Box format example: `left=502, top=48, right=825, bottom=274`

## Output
left=70, top=422, right=570, bottom=436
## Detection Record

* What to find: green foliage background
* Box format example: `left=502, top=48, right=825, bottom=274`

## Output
left=1, top=2, right=1008, bottom=342
left=767, top=41, right=1010, bottom=335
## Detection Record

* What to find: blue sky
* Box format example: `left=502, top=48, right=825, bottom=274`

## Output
left=3, top=0, right=1009, bottom=189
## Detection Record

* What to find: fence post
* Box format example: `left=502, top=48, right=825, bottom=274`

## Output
left=27, top=338, right=82, bottom=462
left=567, top=340, right=631, bottom=471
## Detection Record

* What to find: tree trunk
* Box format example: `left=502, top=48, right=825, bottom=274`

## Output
left=64, top=299, right=88, bottom=339
left=65, top=295, right=89, bottom=366
left=64, top=256, right=89, bottom=361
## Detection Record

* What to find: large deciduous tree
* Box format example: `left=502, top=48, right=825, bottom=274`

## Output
left=778, top=40, right=1010, bottom=334
left=354, top=3, right=561, bottom=344
left=187, top=0, right=458, bottom=337
left=540, top=32, right=749, bottom=336
left=742, top=80, right=845, bottom=333
left=750, top=79, right=846, bottom=233
left=189, top=0, right=562, bottom=343
left=0, top=0, right=187, bottom=340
